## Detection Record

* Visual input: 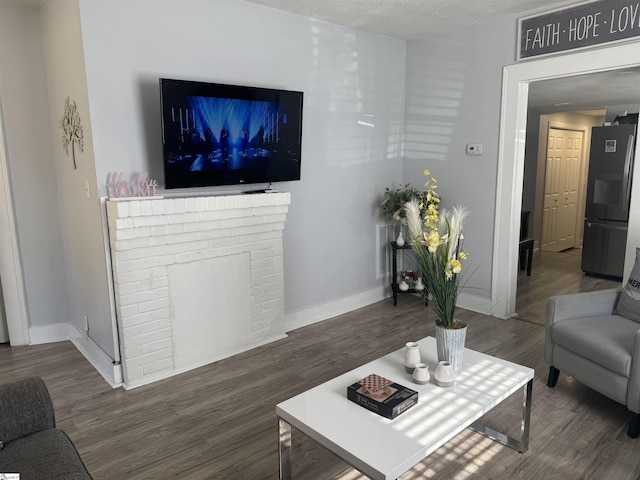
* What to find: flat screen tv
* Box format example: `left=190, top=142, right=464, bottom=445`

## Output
left=160, top=78, right=303, bottom=189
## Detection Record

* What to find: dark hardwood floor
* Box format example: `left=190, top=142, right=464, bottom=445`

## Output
left=0, top=248, right=637, bottom=479
left=516, top=248, right=620, bottom=326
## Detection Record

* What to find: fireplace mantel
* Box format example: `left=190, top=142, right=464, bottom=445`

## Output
left=106, top=192, right=291, bottom=388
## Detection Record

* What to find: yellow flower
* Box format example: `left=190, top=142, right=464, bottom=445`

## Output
left=459, top=251, right=468, bottom=260
left=424, top=230, right=440, bottom=253
left=444, top=264, right=453, bottom=279
left=450, top=259, right=462, bottom=274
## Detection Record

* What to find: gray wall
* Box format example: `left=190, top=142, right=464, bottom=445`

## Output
left=78, top=0, right=406, bottom=321
left=403, top=14, right=516, bottom=302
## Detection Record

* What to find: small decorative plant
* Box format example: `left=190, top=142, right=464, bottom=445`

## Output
left=400, top=270, right=419, bottom=285
left=404, top=168, right=469, bottom=329
left=381, top=184, right=430, bottom=222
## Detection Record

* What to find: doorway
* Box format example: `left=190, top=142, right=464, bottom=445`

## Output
left=0, top=97, right=29, bottom=345
left=493, top=42, right=640, bottom=319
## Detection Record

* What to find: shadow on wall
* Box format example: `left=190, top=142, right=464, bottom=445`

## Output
left=403, top=47, right=466, bottom=163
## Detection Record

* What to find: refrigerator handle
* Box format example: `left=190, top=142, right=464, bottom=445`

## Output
left=585, top=220, right=628, bottom=231
left=622, top=134, right=634, bottom=213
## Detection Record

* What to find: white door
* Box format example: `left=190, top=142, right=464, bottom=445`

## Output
left=541, top=128, right=583, bottom=252
left=0, top=279, right=8, bottom=343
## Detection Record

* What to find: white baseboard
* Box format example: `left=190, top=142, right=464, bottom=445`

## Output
left=28, top=322, right=122, bottom=388
left=285, top=286, right=387, bottom=332
left=122, top=332, right=288, bottom=390
left=69, top=324, right=123, bottom=388
left=457, top=291, right=504, bottom=318
left=28, top=322, right=72, bottom=344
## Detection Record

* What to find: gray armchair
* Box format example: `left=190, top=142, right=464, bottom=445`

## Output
left=545, top=288, right=640, bottom=438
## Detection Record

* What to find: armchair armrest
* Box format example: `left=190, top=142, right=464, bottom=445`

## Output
left=545, top=288, right=622, bottom=365
left=0, top=376, right=55, bottom=446
left=547, top=288, right=621, bottom=325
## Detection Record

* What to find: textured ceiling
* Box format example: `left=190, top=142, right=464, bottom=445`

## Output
left=244, top=0, right=577, bottom=39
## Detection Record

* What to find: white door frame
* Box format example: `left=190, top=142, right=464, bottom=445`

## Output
left=0, top=99, right=29, bottom=345
left=494, top=41, right=640, bottom=318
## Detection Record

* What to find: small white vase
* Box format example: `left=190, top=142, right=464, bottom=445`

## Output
left=396, top=229, right=405, bottom=247
left=404, top=341, right=421, bottom=373
left=434, top=361, right=455, bottom=387
left=412, top=363, right=430, bottom=385
left=399, top=281, right=409, bottom=291
left=415, top=277, right=424, bottom=291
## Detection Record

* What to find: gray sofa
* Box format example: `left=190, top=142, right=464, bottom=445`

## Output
left=545, top=288, right=640, bottom=438
left=0, top=376, right=92, bottom=479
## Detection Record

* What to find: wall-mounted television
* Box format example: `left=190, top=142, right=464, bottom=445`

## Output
left=160, top=78, right=303, bottom=189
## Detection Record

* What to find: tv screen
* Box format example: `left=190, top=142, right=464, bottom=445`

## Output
left=160, top=78, right=303, bottom=189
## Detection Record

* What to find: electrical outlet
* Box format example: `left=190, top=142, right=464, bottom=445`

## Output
left=83, top=314, right=89, bottom=333
left=466, top=143, right=483, bottom=155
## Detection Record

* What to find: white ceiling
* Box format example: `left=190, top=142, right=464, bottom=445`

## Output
left=244, top=0, right=576, bottom=39
left=527, top=68, right=640, bottom=114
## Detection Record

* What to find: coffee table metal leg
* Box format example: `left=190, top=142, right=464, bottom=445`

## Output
left=469, top=379, right=533, bottom=453
left=278, top=418, right=292, bottom=480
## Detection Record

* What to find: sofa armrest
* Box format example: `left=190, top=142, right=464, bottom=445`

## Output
left=545, top=288, right=622, bottom=365
left=0, top=377, right=55, bottom=446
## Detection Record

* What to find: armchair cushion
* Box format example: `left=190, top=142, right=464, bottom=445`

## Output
left=0, top=376, right=55, bottom=446
left=551, top=315, right=636, bottom=376
left=615, top=247, right=640, bottom=323
left=0, top=429, right=91, bottom=480
left=0, top=377, right=92, bottom=479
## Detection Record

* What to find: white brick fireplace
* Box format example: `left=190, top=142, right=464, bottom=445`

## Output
left=106, top=192, right=291, bottom=388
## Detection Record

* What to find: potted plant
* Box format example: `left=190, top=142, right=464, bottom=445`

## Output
left=381, top=184, right=425, bottom=222
left=381, top=184, right=431, bottom=245
left=404, top=168, right=469, bottom=376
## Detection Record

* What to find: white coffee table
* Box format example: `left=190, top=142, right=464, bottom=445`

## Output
left=276, top=336, right=533, bottom=480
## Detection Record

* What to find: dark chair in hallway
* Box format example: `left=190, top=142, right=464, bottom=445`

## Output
left=519, top=210, right=533, bottom=276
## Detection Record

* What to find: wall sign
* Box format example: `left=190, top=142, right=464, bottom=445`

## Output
left=108, top=172, right=159, bottom=198
left=518, top=0, right=640, bottom=60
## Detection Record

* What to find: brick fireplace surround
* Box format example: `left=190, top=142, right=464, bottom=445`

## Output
left=106, top=192, right=291, bottom=388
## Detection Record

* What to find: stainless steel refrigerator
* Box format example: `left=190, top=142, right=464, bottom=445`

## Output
left=582, top=124, right=637, bottom=278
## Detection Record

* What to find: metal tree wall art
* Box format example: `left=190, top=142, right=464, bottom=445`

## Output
left=59, top=96, right=84, bottom=169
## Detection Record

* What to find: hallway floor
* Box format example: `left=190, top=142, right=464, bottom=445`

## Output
left=515, top=247, right=620, bottom=326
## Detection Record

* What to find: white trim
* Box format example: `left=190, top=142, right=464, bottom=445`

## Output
left=495, top=41, right=640, bottom=319
left=28, top=321, right=123, bottom=388
left=99, top=196, right=121, bottom=362
left=121, top=332, right=286, bottom=390
left=28, top=322, right=71, bottom=344
left=0, top=98, right=29, bottom=346
left=457, top=291, right=496, bottom=318
left=285, top=285, right=387, bottom=332
left=69, top=323, right=123, bottom=388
